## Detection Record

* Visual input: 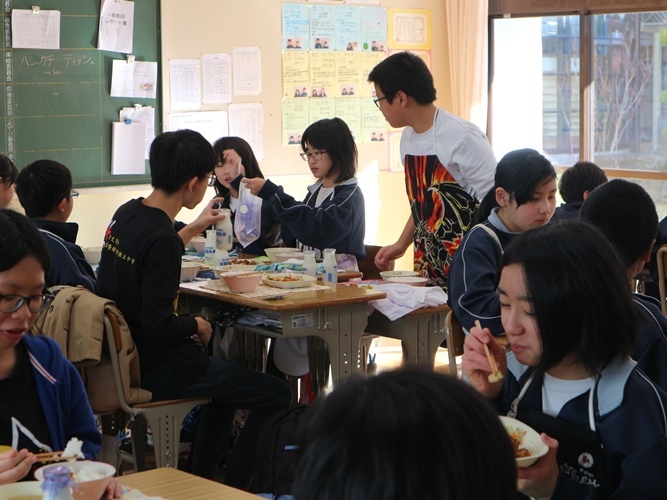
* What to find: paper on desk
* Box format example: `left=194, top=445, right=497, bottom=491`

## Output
left=368, top=283, right=447, bottom=321
left=12, top=9, right=60, bottom=49
left=98, top=0, right=134, bottom=53
left=111, top=59, right=158, bottom=98
left=121, top=487, right=165, bottom=499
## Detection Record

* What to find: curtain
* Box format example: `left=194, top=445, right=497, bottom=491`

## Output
left=445, top=0, right=489, bottom=132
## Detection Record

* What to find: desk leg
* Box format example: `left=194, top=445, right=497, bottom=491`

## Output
left=309, top=303, right=368, bottom=388
left=401, top=312, right=447, bottom=368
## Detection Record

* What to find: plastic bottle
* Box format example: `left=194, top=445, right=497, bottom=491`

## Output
left=205, top=229, right=217, bottom=267
left=321, top=248, right=338, bottom=288
left=302, top=250, right=317, bottom=277
left=41, top=465, right=74, bottom=500
left=215, top=249, right=231, bottom=267
left=216, top=208, right=233, bottom=251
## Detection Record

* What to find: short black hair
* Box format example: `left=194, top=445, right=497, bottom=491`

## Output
left=0, top=208, right=49, bottom=274
left=0, top=155, right=17, bottom=186
left=293, top=368, right=517, bottom=500
left=149, top=129, right=216, bottom=194
left=367, top=51, right=436, bottom=105
left=580, top=179, right=658, bottom=267
left=501, top=221, right=636, bottom=377
left=558, top=161, right=607, bottom=202
left=15, top=159, right=72, bottom=218
left=301, top=118, right=357, bottom=183
left=212, top=136, right=264, bottom=200
left=474, top=148, right=556, bottom=224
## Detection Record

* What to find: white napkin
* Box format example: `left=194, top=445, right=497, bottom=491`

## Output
left=368, top=284, right=448, bottom=321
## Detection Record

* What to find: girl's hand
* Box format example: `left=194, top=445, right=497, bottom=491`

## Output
left=242, top=178, right=266, bottom=196
left=374, top=243, right=405, bottom=270
left=102, top=477, right=123, bottom=499
left=222, top=149, right=245, bottom=179
left=460, top=324, right=507, bottom=398
left=0, top=448, right=35, bottom=485
left=517, top=434, right=559, bottom=500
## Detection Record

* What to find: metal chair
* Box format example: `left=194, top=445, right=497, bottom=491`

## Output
left=99, top=310, right=209, bottom=472
left=657, top=245, right=667, bottom=314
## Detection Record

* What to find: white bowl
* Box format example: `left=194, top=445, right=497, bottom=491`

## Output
left=35, top=461, right=116, bottom=499
left=380, top=270, right=420, bottom=282
left=82, top=247, right=103, bottom=266
left=385, top=276, right=428, bottom=287
left=180, top=262, right=201, bottom=282
left=499, top=416, right=549, bottom=468
left=190, top=236, right=206, bottom=254
left=264, top=247, right=300, bottom=263
left=0, top=480, right=42, bottom=498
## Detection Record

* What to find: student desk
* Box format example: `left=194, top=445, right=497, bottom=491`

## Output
left=365, top=305, right=450, bottom=369
left=120, top=467, right=257, bottom=499
left=179, top=280, right=386, bottom=387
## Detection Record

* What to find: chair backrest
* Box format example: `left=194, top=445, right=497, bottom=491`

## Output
left=445, top=311, right=465, bottom=376
left=358, top=245, right=394, bottom=280
left=83, top=309, right=153, bottom=414
left=658, top=245, right=667, bottom=315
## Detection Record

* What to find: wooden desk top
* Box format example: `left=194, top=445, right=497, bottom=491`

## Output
left=180, top=280, right=386, bottom=311
left=120, top=468, right=257, bottom=499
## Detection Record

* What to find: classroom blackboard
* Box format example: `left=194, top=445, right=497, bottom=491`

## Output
left=3, top=0, right=160, bottom=188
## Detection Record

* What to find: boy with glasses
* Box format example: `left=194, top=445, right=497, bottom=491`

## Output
left=368, top=51, right=497, bottom=292
left=15, top=160, right=96, bottom=292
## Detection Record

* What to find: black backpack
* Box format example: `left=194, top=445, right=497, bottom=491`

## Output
left=251, top=404, right=310, bottom=497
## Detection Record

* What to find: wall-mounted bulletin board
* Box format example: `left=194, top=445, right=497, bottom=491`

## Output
left=2, top=0, right=160, bottom=188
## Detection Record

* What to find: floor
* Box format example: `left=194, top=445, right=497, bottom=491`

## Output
left=372, top=336, right=458, bottom=375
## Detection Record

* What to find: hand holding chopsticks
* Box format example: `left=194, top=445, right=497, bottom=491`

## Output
left=33, top=450, right=77, bottom=463
left=475, top=320, right=504, bottom=383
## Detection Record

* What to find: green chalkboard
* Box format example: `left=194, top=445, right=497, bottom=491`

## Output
left=3, top=0, right=160, bottom=187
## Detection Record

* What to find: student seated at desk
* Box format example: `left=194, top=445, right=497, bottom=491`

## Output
left=448, top=148, right=557, bottom=335
left=14, top=160, right=96, bottom=292
left=293, top=368, right=517, bottom=500
left=580, top=179, right=667, bottom=392
left=0, top=209, right=122, bottom=498
left=96, top=129, right=292, bottom=488
left=550, top=160, right=607, bottom=223
left=462, top=222, right=667, bottom=499
left=0, top=155, right=17, bottom=208
left=211, top=136, right=282, bottom=257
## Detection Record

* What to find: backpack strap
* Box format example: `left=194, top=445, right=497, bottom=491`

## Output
left=475, top=223, right=502, bottom=252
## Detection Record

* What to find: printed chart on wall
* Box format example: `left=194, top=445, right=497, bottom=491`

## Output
left=280, top=3, right=432, bottom=159
left=1, top=0, right=161, bottom=187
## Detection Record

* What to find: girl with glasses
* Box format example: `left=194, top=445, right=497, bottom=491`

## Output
left=0, top=209, right=121, bottom=497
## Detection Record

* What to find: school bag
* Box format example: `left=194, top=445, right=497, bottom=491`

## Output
left=251, top=404, right=310, bottom=498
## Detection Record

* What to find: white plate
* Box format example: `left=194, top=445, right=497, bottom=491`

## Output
left=262, top=274, right=317, bottom=289
left=499, top=416, right=549, bottom=468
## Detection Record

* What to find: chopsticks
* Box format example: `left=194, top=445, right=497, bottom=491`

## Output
left=33, top=451, right=75, bottom=463
left=475, top=320, right=504, bottom=383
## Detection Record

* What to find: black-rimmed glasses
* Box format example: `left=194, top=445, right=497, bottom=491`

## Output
left=373, top=96, right=387, bottom=108
left=0, top=293, right=55, bottom=313
left=300, top=151, right=327, bottom=161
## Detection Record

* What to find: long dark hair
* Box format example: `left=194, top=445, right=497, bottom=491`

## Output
left=211, top=136, right=263, bottom=199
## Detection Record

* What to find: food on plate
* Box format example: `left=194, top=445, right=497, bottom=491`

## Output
left=507, top=427, right=532, bottom=458
left=62, top=438, right=84, bottom=459
left=230, top=258, right=257, bottom=265
left=265, top=274, right=306, bottom=282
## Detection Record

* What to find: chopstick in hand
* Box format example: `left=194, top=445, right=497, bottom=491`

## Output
left=475, top=320, right=504, bottom=383
left=33, top=451, right=75, bottom=463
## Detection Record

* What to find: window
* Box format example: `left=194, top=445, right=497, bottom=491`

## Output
left=490, top=4, right=667, bottom=215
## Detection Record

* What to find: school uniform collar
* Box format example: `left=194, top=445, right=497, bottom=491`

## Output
left=33, top=219, right=80, bottom=244
left=306, top=176, right=358, bottom=194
